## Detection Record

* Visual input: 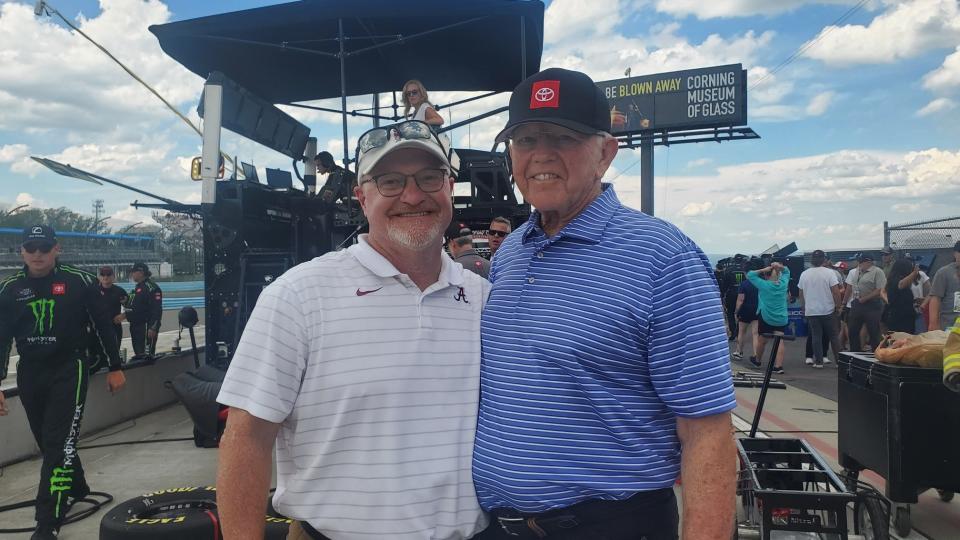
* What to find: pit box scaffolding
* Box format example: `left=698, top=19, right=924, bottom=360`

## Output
left=735, top=333, right=890, bottom=539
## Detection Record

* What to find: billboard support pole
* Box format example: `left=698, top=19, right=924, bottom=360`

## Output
left=640, top=137, right=654, bottom=216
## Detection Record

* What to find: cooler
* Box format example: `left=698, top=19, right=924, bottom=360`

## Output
left=837, top=351, right=960, bottom=502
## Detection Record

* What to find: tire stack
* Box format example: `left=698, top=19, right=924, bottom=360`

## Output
left=100, top=486, right=290, bottom=540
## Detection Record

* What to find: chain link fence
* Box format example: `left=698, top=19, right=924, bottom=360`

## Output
left=885, top=216, right=960, bottom=250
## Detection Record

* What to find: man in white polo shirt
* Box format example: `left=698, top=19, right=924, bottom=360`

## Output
left=216, top=120, right=489, bottom=540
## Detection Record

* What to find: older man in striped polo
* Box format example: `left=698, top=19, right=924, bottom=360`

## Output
left=474, top=68, right=737, bottom=540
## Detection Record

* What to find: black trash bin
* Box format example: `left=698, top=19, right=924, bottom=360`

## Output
left=837, top=351, right=960, bottom=535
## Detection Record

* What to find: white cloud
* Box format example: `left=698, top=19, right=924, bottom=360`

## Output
left=923, top=46, right=960, bottom=92
left=686, top=158, right=714, bottom=168
left=679, top=201, right=715, bottom=216
left=805, top=91, right=836, bottom=116
left=107, top=206, right=157, bottom=228
left=916, top=97, right=957, bottom=116
left=0, top=143, right=29, bottom=162
left=892, top=202, right=922, bottom=213
left=653, top=0, right=861, bottom=19
left=15, top=192, right=39, bottom=207
left=803, top=0, right=960, bottom=66
left=0, top=1, right=201, bottom=133
left=544, top=0, right=626, bottom=44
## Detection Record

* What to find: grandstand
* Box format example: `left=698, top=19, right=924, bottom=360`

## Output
left=0, top=227, right=161, bottom=276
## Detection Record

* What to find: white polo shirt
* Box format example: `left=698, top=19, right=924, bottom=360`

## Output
left=218, top=235, right=490, bottom=540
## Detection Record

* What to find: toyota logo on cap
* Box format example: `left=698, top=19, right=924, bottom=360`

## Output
left=534, top=87, right=555, bottom=102
left=529, top=80, right=560, bottom=109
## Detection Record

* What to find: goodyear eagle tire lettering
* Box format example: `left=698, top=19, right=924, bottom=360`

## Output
left=99, top=486, right=290, bottom=539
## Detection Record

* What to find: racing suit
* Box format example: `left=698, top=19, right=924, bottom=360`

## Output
left=0, top=264, right=122, bottom=529
left=87, top=284, right=127, bottom=372
left=125, top=278, right=162, bottom=357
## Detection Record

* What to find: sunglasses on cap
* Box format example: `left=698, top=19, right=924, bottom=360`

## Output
left=356, top=120, right=437, bottom=157
left=487, top=230, right=508, bottom=238
left=23, top=243, right=53, bottom=254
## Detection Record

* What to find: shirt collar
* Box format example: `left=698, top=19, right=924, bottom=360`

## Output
left=349, top=234, right=464, bottom=287
left=522, top=183, right=621, bottom=244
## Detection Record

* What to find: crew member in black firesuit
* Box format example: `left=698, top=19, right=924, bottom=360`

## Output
left=117, top=262, right=161, bottom=359
left=0, top=225, right=125, bottom=540
left=86, top=266, right=128, bottom=371
left=718, top=256, right=747, bottom=341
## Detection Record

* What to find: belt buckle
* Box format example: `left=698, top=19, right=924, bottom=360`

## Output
left=496, top=516, right=525, bottom=537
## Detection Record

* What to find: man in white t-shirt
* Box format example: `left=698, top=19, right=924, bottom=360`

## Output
left=798, top=250, right=843, bottom=368
left=216, top=120, right=489, bottom=540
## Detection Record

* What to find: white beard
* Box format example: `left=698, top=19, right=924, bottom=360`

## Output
left=386, top=219, right=445, bottom=250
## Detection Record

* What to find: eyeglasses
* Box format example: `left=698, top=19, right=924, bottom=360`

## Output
left=405, top=89, right=420, bottom=97
left=360, top=168, right=449, bottom=197
left=487, top=230, right=508, bottom=238
left=356, top=120, right=436, bottom=157
left=509, top=129, right=596, bottom=151
left=23, top=243, right=53, bottom=254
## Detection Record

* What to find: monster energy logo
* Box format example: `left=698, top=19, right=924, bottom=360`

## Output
left=50, top=466, right=74, bottom=494
left=27, top=298, right=55, bottom=334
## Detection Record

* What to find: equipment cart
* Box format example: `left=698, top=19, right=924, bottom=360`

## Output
left=838, top=351, right=960, bottom=536
left=735, top=334, right=890, bottom=539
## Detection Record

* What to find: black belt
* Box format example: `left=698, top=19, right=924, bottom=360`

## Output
left=491, top=488, right=674, bottom=538
left=300, top=520, right=330, bottom=540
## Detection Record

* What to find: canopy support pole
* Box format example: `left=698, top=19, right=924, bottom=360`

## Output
left=640, top=137, right=654, bottom=216
left=520, top=16, right=527, bottom=80
left=200, top=82, right=223, bottom=205
left=338, top=18, right=349, bottom=168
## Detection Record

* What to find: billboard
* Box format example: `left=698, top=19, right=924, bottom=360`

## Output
left=597, top=64, right=747, bottom=134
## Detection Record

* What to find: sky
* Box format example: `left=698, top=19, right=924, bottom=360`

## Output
left=0, top=0, right=958, bottom=254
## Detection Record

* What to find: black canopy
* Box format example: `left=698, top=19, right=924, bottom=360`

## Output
left=150, top=0, right=544, bottom=104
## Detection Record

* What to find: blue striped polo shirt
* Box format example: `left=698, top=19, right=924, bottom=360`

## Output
left=473, top=184, right=736, bottom=513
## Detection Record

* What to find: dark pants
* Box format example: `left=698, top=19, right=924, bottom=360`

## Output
left=806, top=314, right=842, bottom=364
left=129, top=321, right=155, bottom=357
left=16, top=355, right=90, bottom=528
left=87, top=324, right=122, bottom=371
left=724, top=294, right=738, bottom=337
left=476, top=488, right=679, bottom=540
left=848, top=304, right=883, bottom=353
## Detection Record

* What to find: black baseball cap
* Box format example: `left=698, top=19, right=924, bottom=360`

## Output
left=98, top=266, right=114, bottom=276
left=880, top=246, right=894, bottom=255
left=22, top=224, right=56, bottom=247
left=129, top=262, right=149, bottom=273
left=858, top=253, right=875, bottom=262
left=445, top=222, right=472, bottom=242
left=954, top=240, right=960, bottom=252
left=495, top=68, right=611, bottom=143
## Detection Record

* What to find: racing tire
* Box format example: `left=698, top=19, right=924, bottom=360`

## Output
left=100, top=487, right=291, bottom=540
left=99, top=486, right=220, bottom=540
left=264, top=495, right=292, bottom=540
left=893, top=505, right=911, bottom=538
left=855, top=496, right=890, bottom=540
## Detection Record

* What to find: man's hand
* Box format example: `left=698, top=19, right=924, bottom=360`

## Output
left=0, top=392, right=7, bottom=416
left=147, top=329, right=158, bottom=341
left=113, top=313, right=125, bottom=324
left=107, top=370, right=126, bottom=394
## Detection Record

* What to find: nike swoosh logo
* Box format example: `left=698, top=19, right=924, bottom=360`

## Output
left=356, top=287, right=383, bottom=296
